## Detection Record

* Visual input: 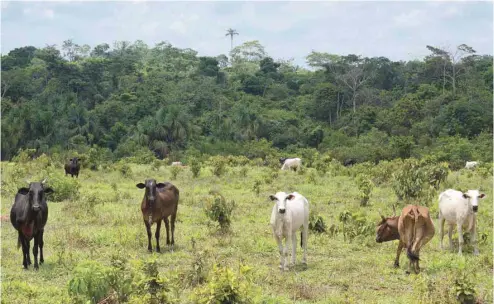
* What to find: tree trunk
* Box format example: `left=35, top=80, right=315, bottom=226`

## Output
left=452, top=64, right=456, bottom=95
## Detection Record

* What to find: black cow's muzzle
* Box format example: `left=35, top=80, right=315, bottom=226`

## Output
left=32, top=205, right=40, bottom=212
left=279, top=209, right=286, bottom=214
left=473, top=206, right=478, bottom=213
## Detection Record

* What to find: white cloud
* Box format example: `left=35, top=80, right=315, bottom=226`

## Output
left=393, top=9, right=427, bottom=28
left=23, top=7, right=55, bottom=19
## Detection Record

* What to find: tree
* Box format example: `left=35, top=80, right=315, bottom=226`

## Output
left=225, top=28, right=239, bottom=51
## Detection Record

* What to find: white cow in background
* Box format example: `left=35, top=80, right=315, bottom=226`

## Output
left=281, top=158, right=302, bottom=171
left=269, top=191, right=309, bottom=271
left=465, top=161, right=479, bottom=169
left=438, top=189, right=486, bottom=255
left=171, top=161, right=183, bottom=166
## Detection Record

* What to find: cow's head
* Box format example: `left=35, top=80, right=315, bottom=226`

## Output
left=70, top=157, right=79, bottom=166
left=462, top=190, right=486, bottom=213
left=269, top=192, right=295, bottom=215
left=17, top=179, right=54, bottom=213
left=375, top=215, right=400, bottom=243
left=136, top=179, right=166, bottom=208
left=279, top=158, right=287, bottom=165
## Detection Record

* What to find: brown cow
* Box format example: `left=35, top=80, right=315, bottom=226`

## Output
left=136, top=179, right=179, bottom=253
left=398, top=204, right=435, bottom=274
left=375, top=207, right=402, bottom=268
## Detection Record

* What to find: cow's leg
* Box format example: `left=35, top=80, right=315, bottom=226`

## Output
left=448, top=224, right=454, bottom=251
left=283, top=234, right=290, bottom=271
left=170, top=211, right=176, bottom=249
left=274, top=235, right=285, bottom=270
left=25, top=238, right=31, bottom=266
left=290, top=231, right=297, bottom=266
left=155, top=220, right=161, bottom=253
left=33, top=232, right=40, bottom=270
left=164, top=217, right=171, bottom=246
left=39, top=230, right=45, bottom=265
left=394, top=241, right=404, bottom=268
left=457, top=222, right=464, bottom=255
left=302, top=225, right=308, bottom=266
left=144, top=220, right=152, bottom=252
left=438, top=216, right=445, bottom=250
left=471, top=219, right=479, bottom=256
left=19, top=233, right=28, bottom=269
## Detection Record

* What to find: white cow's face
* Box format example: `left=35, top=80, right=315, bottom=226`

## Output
left=269, top=192, right=295, bottom=215
left=463, top=190, right=486, bottom=213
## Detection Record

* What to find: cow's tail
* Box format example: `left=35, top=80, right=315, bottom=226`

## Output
left=406, top=207, right=420, bottom=262
left=300, top=230, right=303, bottom=248
left=17, top=236, right=21, bottom=250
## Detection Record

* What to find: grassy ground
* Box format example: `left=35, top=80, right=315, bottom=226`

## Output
left=1, top=161, right=492, bottom=303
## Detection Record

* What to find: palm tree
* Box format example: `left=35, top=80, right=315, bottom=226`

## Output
left=225, top=28, right=239, bottom=51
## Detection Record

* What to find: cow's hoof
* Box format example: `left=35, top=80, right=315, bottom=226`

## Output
left=394, top=263, right=399, bottom=268
left=405, top=271, right=411, bottom=275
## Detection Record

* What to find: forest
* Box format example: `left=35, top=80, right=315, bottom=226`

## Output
left=1, top=39, right=492, bottom=164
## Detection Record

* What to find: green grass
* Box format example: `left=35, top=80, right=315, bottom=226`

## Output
left=1, top=161, right=492, bottom=303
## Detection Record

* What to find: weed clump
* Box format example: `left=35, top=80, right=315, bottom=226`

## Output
left=204, top=190, right=236, bottom=231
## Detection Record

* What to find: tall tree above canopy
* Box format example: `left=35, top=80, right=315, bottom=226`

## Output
left=225, top=28, right=239, bottom=51
left=230, top=40, right=267, bottom=64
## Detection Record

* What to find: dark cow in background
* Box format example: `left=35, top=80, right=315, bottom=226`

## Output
left=343, top=158, right=357, bottom=167
left=64, top=157, right=80, bottom=178
left=136, top=179, right=179, bottom=252
left=10, top=179, right=54, bottom=270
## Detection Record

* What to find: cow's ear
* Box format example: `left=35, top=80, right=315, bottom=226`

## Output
left=479, top=193, right=486, bottom=199
left=286, top=194, right=295, bottom=200
left=136, top=183, right=146, bottom=189
left=18, top=188, right=29, bottom=195
left=69, top=158, right=73, bottom=161
left=44, top=187, right=54, bottom=194
left=156, top=183, right=166, bottom=189
left=462, top=193, right=470, bottom=199
left=269, top=195, right=277, bottom=201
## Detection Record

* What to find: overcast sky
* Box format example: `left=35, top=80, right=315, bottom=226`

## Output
left=1, top=1, right=492, bottom=67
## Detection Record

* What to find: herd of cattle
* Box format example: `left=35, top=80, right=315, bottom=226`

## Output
left=9, top=157, right=487, bottom=276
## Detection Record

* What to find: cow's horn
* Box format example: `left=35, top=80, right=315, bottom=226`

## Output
left=25, top=179, right=31, bottom=184
left=392, top=204, right=396, bottom=217
left=41, top=178, right=48, bottom=184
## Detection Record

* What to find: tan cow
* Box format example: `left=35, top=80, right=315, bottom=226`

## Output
left=398, top=205, right=435, bottom=274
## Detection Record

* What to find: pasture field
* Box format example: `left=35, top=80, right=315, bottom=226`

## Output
left=1, top=159, right=492, bottom=304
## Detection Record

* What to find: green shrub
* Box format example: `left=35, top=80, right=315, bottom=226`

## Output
left=170, top=166, right=181, bottom=180
left=68, top=260, right=112, bottom=304
left=453, top=271, right=476, bottom=304
left=114, top=161, right=132, bottom=178
left=239, top=166, right=248, bottom=178
left=355, top=174, right=373, bottom=206
left=253, top=180, right=261, bottom=196
left=44, top=170, right=80, bottom=202
left=208, top=156, right=227, bottom=177
left=204, top=191, right=236, bottom=231
left=423, top=162, right=449, bottom=190
left=392, top=158, right=426, bottom=201
left=190, top=264, right=258, bottom=304
left=308, top=210, right=326, bottom=233
left=190, top=158, right=202, bottom=178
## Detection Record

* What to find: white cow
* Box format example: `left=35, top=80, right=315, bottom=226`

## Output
left=281, top=158, right=302, bottom=171
left=269, top=191, right=309, bottom=271
left=438, top=189, right=486, bottom=255
left=171, top=161, right=183, bottom=166
left=465, top=161, right=479, bottom=170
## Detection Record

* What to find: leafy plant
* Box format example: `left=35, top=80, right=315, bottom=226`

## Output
left=170, top=165, right=181, bottom=180
left=190, top=158, right=202, bottom=178
left=204, top=190, right=236, bottom=231
left=355, top=174, right=373, bottom=206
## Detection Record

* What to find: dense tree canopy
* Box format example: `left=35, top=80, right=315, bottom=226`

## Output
left=1, top=40, right=492, bottom=163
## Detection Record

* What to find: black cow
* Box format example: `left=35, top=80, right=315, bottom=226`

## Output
left=279, top=157, right=288, bottom=165
left=64, top=157, right=80, bottom=178
left=10, top=180, right=53, bottom=270
left=343, top=158, right=357, bottom=167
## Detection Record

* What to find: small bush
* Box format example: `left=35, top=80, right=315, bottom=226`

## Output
left=45, top=170, right=80, bottom=202
left=204, top=191, right=236, bottom=231
left=189, top=158, right=202, bottom=178
left=239, top=166, right=248, bottom=178
left=170, top=166, right=181, bottom=180
left=453, top=271, right=476, bottom=304
left=308, top=210, right=326, bottom=233
left=252, top=180, right=261, bottom=196
left=306, top=169, right=317, bottom=184
left=392, top=158, right=426, bottom=201
left=355, top=174, right=373, bottom=206
left=114, top=161, right=132, bottom=178
left=190, top=264, right=258, bottom=304
left=423, top=162, right=449, bottom=190
left=68, top=260, right=112, bottom=304
left=208, top=156, right=227, bottom=177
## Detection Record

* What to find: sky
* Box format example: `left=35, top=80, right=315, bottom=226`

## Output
left=1, top=0, right=493, bottom=67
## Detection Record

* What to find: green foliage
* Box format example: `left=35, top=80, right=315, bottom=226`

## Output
left=114, top=161, right=133, bottom=178
left=170, top=165, right=181, bottom=180
left=308, top=210, right=326, bottom=233
left=252, top=179, right=261, bottom=196
left=189, top=157, right=202, bottom=178
left=453, top=271, right=476, bottom=304
left=423, top=162, right=450, bottom=190
left=208, top=156, right=227, bottom=177
left=339, top=210, right=375, bottom=243
left=204, top=191, right=236, bottom=231
left=392, top=158, right=427, bottom=201
left=190, top=264, right=258, bottom=304
left=45, top=169, right=80, bottom=202
left=355, top=174, right=374, bottom=206
left=68, top=260, right=112, bottom=304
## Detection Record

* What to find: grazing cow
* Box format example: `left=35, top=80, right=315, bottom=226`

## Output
left=279, top=157, right=288, bottom=165
left=281, top=158, right=302, bottom=171
left=465, top=161, right=479, bottom=170
left=398, top=205, right=435, bottom=274
left=438, top=189, right=486, bottom=255
left=10, top=179, right=54, bottom=270
left=269, top=191, right=309, bottom=271
left=343, top=158, right=357, bottom=167
left=64, top=157, right=80, bottom=178
left=375, top=206, right=402, bottom=268
left=136, top=179, right=179, bottom=252
left=171, top=161, right=183, bottom=166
